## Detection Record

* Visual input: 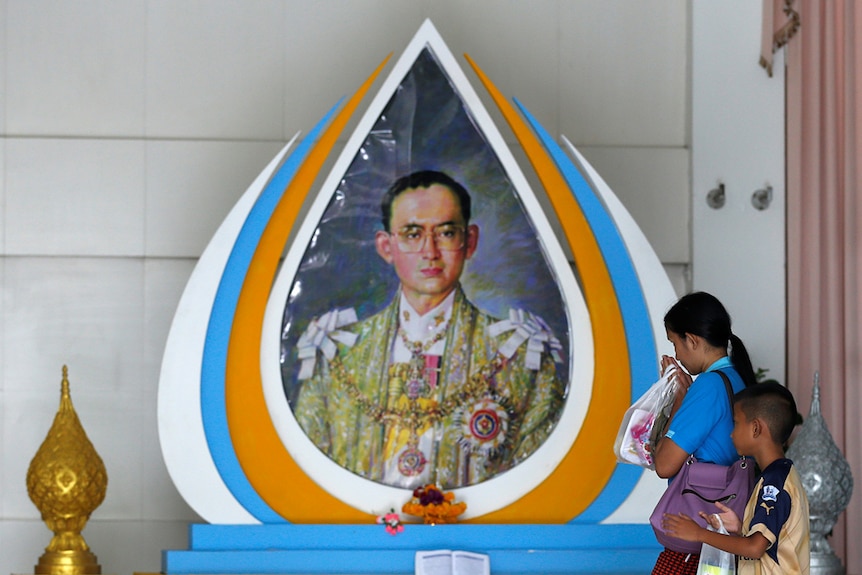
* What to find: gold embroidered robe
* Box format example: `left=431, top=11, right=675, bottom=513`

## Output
left=293, top=286, right=565, bottom=489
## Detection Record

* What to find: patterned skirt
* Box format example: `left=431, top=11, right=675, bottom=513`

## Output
left=651, top=549, right=701, bottom=575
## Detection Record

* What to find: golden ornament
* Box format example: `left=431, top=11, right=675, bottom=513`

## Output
left=26, top=366, right=107, bottom=575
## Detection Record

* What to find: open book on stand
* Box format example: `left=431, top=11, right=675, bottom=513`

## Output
left=415, top=549, right=490, bottom=575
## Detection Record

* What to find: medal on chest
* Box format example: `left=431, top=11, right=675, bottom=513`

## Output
left=457, top=392, right=512, bottom=456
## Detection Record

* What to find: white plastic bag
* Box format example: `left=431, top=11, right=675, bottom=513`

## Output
left=613, top=364, right=679, bottom=469
left=696, top=517, right=736, bottom=575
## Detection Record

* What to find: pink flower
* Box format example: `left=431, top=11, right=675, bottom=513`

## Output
left=377, top=509, right=403, bottom=535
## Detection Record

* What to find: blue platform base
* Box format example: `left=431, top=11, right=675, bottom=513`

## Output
left=162, top=524, right=662, bottom=574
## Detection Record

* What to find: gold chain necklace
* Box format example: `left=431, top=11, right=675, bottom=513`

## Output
left=331, top=352, right=508, bottom=477
left=396, top=323, right=448, bottom=355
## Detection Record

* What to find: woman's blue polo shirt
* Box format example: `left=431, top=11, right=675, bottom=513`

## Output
left=664, top=356, right=746, bottom=465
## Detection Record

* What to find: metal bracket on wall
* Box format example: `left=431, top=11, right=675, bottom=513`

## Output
left=706, top=182, right=725, bottom=209
left=751, top=185, right=773, bottom=210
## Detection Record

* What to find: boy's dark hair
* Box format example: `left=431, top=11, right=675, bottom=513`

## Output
left=734, top=381, right=799, bottom=445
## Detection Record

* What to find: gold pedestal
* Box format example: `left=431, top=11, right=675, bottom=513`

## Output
left=34, top=550, right=101, bottom=575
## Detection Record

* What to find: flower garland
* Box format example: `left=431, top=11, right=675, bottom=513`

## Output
left=402, top=484, right=467, bottom=524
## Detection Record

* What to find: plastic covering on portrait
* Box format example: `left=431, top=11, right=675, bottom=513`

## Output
left=279, top=46, right=571, bottom=488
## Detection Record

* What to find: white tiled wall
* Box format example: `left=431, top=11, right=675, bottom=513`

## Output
left=0, top=2, right=690, bottom=574
left=5, top=139, right=146, bottom=256
left=147, top=1, right=285, bottom=140
left=559, top=0, right=688, bottom=147
left=0, top=0, right=6, bottom=138
left=5, top=1, right=148, bottom=138
left=0, top=139, right=6, bottom=254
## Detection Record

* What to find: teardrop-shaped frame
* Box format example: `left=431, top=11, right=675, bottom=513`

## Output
left=258, top=22, right=592, bottom=520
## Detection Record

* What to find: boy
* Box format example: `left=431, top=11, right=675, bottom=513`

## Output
left=661, top=381, right=810, bottom=575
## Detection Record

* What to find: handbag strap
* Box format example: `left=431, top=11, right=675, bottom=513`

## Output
left=715, top=369, right=735, bottom=408
left=683, top=370, right=738, bottom=468
left=714, top=370, right=752, bottom=468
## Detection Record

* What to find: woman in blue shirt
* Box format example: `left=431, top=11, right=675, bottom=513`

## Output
left=650, top=292, right=758, bottom=575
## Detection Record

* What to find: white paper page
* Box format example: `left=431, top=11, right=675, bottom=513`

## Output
left=452, top=551, right=490, bottom=575
left=416, top=550, right=454, bottom=575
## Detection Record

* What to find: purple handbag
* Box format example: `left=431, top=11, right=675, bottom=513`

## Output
left=649, top=371, right=756, bottom=554
left=649, top=455, right=755, bottom=554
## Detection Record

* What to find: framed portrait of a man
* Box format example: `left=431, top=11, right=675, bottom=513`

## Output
left=279, top=47, right=572, bottom=491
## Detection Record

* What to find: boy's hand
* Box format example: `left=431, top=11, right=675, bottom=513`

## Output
left=698, top=501, right=741, bottom=534
left=661, top=512, right=704, bottom=542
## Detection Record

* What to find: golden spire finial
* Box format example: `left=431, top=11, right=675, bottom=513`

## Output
left=26, top=366, right=108, bottom=575
left=60, top=365, right=72, bottom=411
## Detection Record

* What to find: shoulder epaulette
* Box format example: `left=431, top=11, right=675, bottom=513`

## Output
left=296, top=308, right=358, bottom=380
left=488, top=309, right=564, bottom=370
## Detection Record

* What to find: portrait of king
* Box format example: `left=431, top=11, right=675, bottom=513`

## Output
left=280, top=47, right=572, bottom=490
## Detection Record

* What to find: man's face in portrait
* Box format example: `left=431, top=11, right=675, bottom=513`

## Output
left=375, top=184, right=479, bottom=313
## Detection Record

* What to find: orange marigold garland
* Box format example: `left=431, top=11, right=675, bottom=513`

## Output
left=402, top=484, right=467, bottom=524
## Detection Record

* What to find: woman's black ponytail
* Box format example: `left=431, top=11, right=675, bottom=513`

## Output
left=729, top=333, right=758, bottom=388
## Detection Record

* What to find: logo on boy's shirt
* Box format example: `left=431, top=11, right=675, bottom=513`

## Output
left=762, top=485, right=779, bottom=502
left=758, top=485, right=780, bottom=515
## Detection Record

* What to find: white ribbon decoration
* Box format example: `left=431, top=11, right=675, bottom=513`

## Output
left=296, top=308, right=359, bottom=380
left=488, top=309, right=564, bottom=371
